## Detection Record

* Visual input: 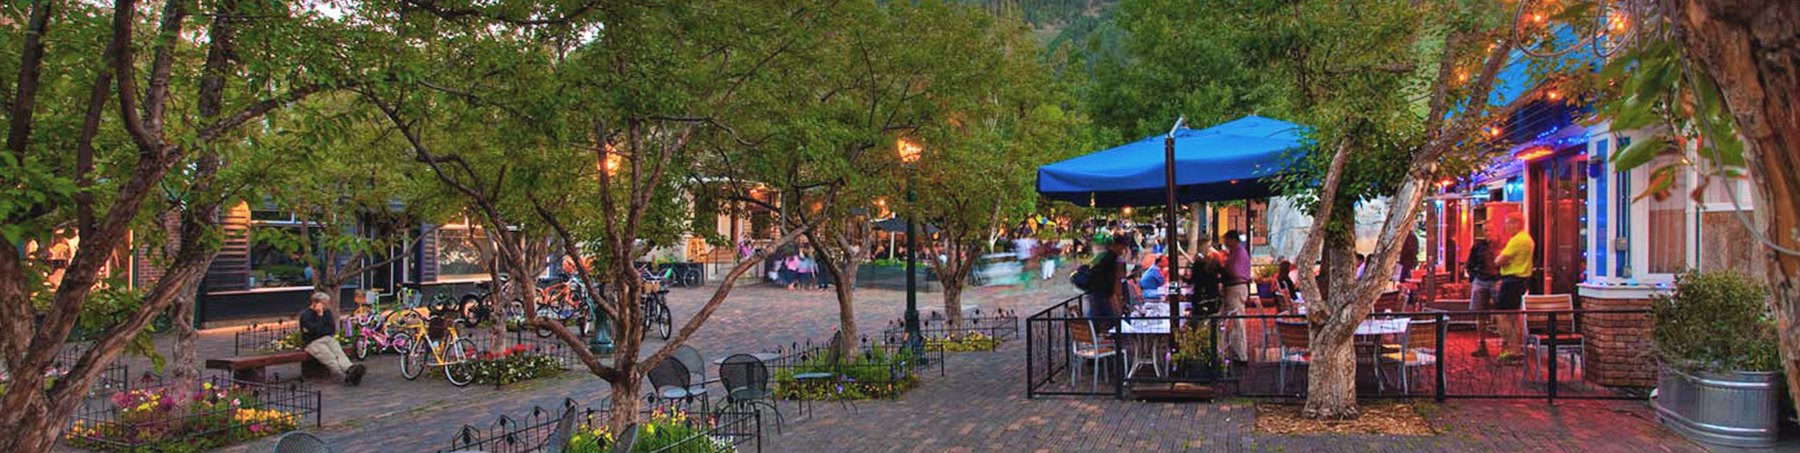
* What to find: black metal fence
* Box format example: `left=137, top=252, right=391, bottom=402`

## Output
left=233, top=322, right=298, bottom=355
left=878, top=308, right=1020, bottom=348
left=438, top=398, right=761, bottom=453
left=50, top=342, right=130, bottom=396
left=65, top=376, right=322, bottom=452
left=1026, top=293, right=1651, bottom=403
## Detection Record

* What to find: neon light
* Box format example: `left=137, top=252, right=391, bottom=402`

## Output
left=1516, top=147, right=1554, bottom=162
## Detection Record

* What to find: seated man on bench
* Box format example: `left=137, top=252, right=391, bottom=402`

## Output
left=301, top=291, right=366, bottom=385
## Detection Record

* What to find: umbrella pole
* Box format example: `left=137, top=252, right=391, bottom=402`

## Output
left=1163, top=131, right=1182, bottom=369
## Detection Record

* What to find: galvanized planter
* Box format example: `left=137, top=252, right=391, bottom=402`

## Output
left=1653, top=366, right=1787, bottom=448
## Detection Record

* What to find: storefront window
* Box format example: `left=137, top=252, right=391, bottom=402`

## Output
left=1645, top=155, right=1687, bottom=274
left=248, top=222, right=317, bottom=288
left=436, top=226, right=489, bottom=280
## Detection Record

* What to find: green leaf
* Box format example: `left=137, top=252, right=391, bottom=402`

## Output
left=1612, top=134, right=1669, bottom=172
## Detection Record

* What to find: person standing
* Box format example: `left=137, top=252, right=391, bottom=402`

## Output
left=1084, top=234, right=1130, bottom=329
left=783, top=252, right=802, bottom=291
left=1493, top=214, right=1534, bottom=364
left=300, top=292, right=364, bottom=385
left=1465, top=237, right=1499, bottom=357
left=1219, top=230, right=1252, bottom=362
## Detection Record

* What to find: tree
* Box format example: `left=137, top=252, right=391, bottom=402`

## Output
left=352, top=0, right=835, bottom=429
left=1592, top=0, right=1800, bottom=419
left=1203, top=0, right=1571, bottom=418
left=712, top=0, right=1040, bottom=357
left=913, top=6, right=1089, bottom=328
left=0, top=0, right=362, bottom=450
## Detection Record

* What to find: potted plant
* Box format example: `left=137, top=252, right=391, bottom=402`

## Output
left=1650, top=270, right=1788, bottom=448
left=1170, top=326, right=1221, bottom=381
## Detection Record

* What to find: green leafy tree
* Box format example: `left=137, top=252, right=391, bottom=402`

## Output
left=1591, top=0, right=1800, bottom=418
left=1199, top=0, right=1577, bottom=418
left=352, top=0, right=835, bottom=428
left=0, top=0, right=366, bottom=450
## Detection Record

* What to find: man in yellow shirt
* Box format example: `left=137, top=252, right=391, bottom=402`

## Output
left=1492, top=214, right=1534, bottom=363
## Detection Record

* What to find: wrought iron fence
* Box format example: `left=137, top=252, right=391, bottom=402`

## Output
left=64, top=376, right=322, bottom=452
left=1025, top=293, right=1651, bottom=404
left=878, top=308, right=1020, bottom=350
left=233, top=322, right=298, bottom=355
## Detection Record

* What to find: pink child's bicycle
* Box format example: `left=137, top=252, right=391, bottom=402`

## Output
left=352, top=309, right=413, bottom=361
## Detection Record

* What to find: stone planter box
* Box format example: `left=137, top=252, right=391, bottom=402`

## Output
left=1653, top=366, right=1787, bottom=448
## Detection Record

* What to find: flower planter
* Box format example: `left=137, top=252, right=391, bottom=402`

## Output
left=1652, top=366, right=1787, bottom=448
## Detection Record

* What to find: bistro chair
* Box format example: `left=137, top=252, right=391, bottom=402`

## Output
left=790, top=332, right=855, bottom=416
left=272, top=432, right=335, bottom=453
left=1373, top=290, right=1404, bottom=313
left=674, top=345, right=722, bottom=388
left=1521, top=294, right=1583, bottom=382
left=540, top=404, right=580, bottom=453
left=647, top=358, right=709, bottom=412
left=1273, top=319, right=1311, bottom=396
left=1066, top=320, right=1117, bottom=392
left=719, top=353, right=785, bottom=434
left=1377, top=316, right=1439, bottom=394
left=609, top=423, right=638, bottom=453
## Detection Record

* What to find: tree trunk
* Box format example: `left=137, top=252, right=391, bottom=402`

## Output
left=1671, top=0, right=1800, bottom=418
left=1303, top=239, right=1363, bottom=419
left=832, top=261, right=859, bottom=358
left=942, top=278, right=964, bottom=332
left=607, top=363, right=641, bottom=429
left=166, top=275, right=204, bottom=385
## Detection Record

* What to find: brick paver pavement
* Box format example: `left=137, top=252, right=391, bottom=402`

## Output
left=57, top=279, right=1724, bottom=452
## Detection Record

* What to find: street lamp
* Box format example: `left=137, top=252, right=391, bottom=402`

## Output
left=898, top=138, right=924, bottom=359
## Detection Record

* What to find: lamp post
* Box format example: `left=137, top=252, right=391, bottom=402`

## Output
left=898, top=138, right=924, bottom=358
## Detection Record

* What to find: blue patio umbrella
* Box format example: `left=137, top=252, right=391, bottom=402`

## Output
left=1036, top=115, right=1308, bottom=207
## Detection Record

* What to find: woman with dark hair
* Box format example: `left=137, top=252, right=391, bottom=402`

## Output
left=1275, top=260, right=1297, bottom=311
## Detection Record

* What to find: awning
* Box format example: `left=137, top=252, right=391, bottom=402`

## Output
left=1035, top=115, right=1307, bottom=207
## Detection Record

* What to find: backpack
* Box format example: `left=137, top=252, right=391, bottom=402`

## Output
left=1070, top=263, right=1094, bottom=291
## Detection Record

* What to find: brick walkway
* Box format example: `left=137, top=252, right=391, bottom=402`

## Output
left=58, top=280, right=1721, bottom=452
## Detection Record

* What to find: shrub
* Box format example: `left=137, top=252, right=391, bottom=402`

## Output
left=924, top=332, right=1001, bottom=353
left=1652, top=270, right=1782, bottom=373
left=770, top=345, right=919, bottom=400
left=565, top=408, right=733, bottom=453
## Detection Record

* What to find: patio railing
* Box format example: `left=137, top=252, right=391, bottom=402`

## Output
left=233, top=322, right=298, bottom=355
left=1026, top=294, right=1652, bottom=403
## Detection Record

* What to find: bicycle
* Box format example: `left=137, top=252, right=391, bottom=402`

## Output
left=457, top=275, right=511, bottom=328
left=350, top=312, right=412, bottom=361
left=638, top=271, right=673, bottom=340
left=660, top=266, right=701, bottom=289
left=399, top=305, right=476, bottom=387
left=526, top=276, right=590, bottom=339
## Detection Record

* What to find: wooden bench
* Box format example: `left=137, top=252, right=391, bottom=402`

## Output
left=205, top=351, right=329, bottom=383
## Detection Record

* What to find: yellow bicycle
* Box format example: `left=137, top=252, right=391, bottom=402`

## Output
left=399, top=312, right=476, bottom=387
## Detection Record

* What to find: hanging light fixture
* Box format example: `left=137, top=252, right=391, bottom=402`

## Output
left=1511, top=0, right=1653, bottom=59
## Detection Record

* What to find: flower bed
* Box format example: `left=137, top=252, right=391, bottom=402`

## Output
left=770, top=344, right=920, bottom=401
left=566, top=408, right=736, bottom=453
left=466, top=344, right=565, bottom=386
left=63, top=377, right=320, bottom=452
left=923, top=332, right=1002, bottom=352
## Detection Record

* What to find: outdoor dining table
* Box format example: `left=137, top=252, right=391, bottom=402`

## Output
left=1110, top=318, right=1172, bottom=379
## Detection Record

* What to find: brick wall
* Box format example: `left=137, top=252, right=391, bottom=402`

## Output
left=132, top=211, right=182, bottom=289
left=1580, top=295, right=1656, bottom=388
